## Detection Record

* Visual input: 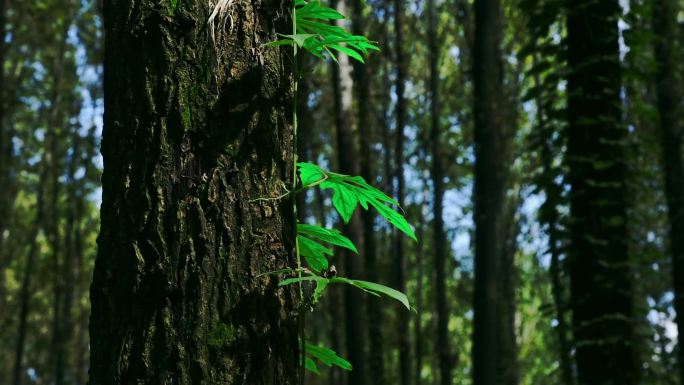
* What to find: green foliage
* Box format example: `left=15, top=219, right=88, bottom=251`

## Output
left=297, top=223, right=358, bottom=272
left=264, top=0, right=379, bottom=63
left=264, top=0, right=414, bottom=378
left=296, top=235, right=331, bottom=273
left=279, top=274, right=411, bottom=310
left=298, top=162, right=417, bottom=240
left=329, top=277, right=412, bottom=311
left=298, top=223, right=358, bottom=253
left=304, top=342, right=353, bottom=374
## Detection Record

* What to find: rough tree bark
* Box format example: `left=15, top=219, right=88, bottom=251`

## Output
left=566, top=1, right=636, bottom=384
left=89, top=1, right=299, bottom=384
left=652, top=0, right=684, bottom=383
left=472, top=0, right=504, bottom=384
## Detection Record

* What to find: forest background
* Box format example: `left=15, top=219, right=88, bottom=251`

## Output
left=0, top=0, right=682, bottom=384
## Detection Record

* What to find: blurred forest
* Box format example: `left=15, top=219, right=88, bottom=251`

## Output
left=0, top=0, right=683, bottom=384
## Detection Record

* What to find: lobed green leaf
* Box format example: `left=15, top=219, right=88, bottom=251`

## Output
left=305, top=356, right=320, bottom=374
left=297, top=235, right=331, bottom=272
left=297, top=223, right=358, bottom=253
left=305, top=343, right=353, bottom=371
left=297, top=162, right=326, bottom=186
left=322, top=181, right=358, bottom=223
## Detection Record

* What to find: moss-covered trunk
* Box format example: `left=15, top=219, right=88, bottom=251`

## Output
left=89, top=0, right=299, bottom=384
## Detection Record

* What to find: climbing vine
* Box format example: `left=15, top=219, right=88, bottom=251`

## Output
left=263, top=0, right=416, bottom=377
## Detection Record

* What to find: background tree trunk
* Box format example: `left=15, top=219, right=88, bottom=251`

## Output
left=352, top=2, right=386, bottom=384
left=427, top=0, right=451, bottom=383
left=472, top=0, right=504, bottom=384
left=532, top=63, right=574, bottom=385
left=413, top=177, right=429, bottom=385
left=13, top=154, right=48, bottom=385
left=330, top=1, right=367, bottom=384
left=497, top=197, right=519, bottom=385
left=652, top=0, right=684, bottom=383
left=0, top=0, right=10, bottom=318
left=89, top=1, right=299, bottom=383
left=566, top=1, right=636, bottom=384
left=393, top=1, right=410, bottom=384
left=296, top=57, right=313, bottom=224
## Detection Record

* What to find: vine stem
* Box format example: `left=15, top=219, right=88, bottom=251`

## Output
left=290, top=2, right=305, bottom=384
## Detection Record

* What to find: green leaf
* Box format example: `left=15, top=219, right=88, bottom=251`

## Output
left=277, top=33, right=316, bottom=47
left=255, top=267, right=302, bottom=278
left=298, top=1, right=345, bottom=20
left=320, top=173, right=415, bottom=239
left=327, top=173, right=398, bottom=206
left=297, top=162, right=326, bottom=186
left=297, top=235, right=331, bottom=272
left=305, top=356, right=320, bottom=374
left=297, top=223, right=358, bottom=253
left=262, top=39, right=295, bottom=48
left=313, top=278, right=328, bottom=303
left=297, top=163, right=415, bottom=239
left=329, top=44, right=364, bottom=62
left=331, top=277, right=411, bottom=310
left=305, top=343, right=353, bottom=371
left=322, top=181, right=358, bottom=223
left=297, top=20, right=347, bottom=39
left=369, top=200, right=416, bottom=241
left=279, top=275, right=326, bottom=287
left=291, top=0, right=379, bottom=63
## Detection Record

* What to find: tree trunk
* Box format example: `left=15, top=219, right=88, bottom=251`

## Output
left=393, top=1, right=410, bottom=384
left=427, top=0, right=451, bottom=383
left=296, top=57, right=313, bottom=224
left=89, top=1, right=299, bottom=384
left=351, top=2, right=386, bottom=384
left=532, top=64, right=574, bottom=385
left=0, top=0, right=6, bottom=243
left=472, top=0, right=504, bottom=384
left=0, top=0, right=14, bottom=351
left=330, top=2, right=367, bottom=384
left=652, top=0, right=684, bottom=383
left=566, top=1, right=636, bottom=384
left=13, top=151, right=49, bottom=385
left=497, top=50, right=520, bottom=385
left=54, top=129, right=82, bottom=385
left=331, top=0, right=366, bottom=385
left=414, top=180, right=428, bottom=385
left=497, top=197, right=519, bottom=385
